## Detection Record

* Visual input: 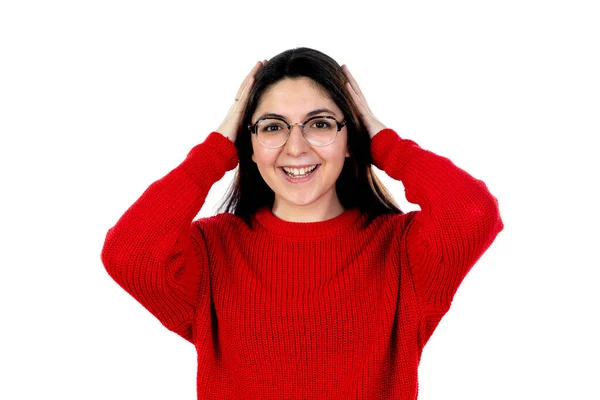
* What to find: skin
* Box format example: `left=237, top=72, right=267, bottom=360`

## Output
left=249, top=77, right=350, bottom=222
left=217, top=61, right=387, bottom=222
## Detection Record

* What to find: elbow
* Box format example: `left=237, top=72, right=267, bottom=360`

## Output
left=490, top=196, right=504, bottom=235
left=468, top=181, right=504, bottom=244
left=100, top=227, right=119, bottom=278
left=100, top=226, right=129, bottom=282
left=481, top=180, right=504, bottom=235
left=441, top=187, right=503, bottom=268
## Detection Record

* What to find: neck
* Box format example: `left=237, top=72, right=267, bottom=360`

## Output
left=272, top=195, right=345, bottom=223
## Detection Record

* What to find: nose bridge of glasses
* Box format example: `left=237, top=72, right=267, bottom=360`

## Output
left=286, top=122, right=308, bottom=139
left=278, top=121, right=309, bottom=149
left=287, top=121, right=304, bottom=132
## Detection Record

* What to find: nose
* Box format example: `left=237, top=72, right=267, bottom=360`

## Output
left=283, top=124, right=310, bottom=155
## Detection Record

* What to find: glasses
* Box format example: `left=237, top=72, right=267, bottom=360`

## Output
left=248, top=116, right=346, bottom=148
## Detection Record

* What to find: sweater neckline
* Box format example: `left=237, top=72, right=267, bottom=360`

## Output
left=254, top=206, right=363, bottom=238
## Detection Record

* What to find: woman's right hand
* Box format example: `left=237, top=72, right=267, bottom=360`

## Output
left=217, top=60, right=266, bottom=142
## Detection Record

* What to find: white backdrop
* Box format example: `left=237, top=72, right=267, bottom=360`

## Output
left=1, top=1, right=598, bottom=399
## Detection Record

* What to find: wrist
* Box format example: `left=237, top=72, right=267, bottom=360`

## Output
left=369, top=122, right=388, bottom=139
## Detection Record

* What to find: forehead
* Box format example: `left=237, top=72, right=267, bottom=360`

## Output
left=253, top=77, right=341, bottom=119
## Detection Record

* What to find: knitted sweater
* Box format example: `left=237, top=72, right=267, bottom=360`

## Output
left=101, top=128, right=503, bottom=399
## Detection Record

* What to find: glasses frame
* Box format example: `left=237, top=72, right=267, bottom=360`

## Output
left=248, top=115, right=347, bottom=148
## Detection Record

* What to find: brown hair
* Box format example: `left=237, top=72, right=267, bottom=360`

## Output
left=217, top=47, right=403, bottom=228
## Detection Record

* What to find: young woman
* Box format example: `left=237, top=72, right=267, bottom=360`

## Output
left=101, top=47, right=503, bottom=399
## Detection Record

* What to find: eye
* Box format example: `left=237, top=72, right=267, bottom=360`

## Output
left=310, top=118, right=333, bottom=129
left=265, top=124, right=282, bottom=132
left=258, top=119, right=287, bottom=134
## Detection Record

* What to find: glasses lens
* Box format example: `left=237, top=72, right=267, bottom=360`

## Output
left=255, top=117, right=340, bottom=147
left=304, top=117, right=338, bottom=146
left=256, top=119, right=289, bottom=147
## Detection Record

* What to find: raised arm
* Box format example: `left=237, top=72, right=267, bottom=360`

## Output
left=371, top=129, right=503, bottom=318
left=100, top=132, right=239, bottom=342
left=343, top=65, right=503, bottom=343
left=100, top=61, right=263, bottom=342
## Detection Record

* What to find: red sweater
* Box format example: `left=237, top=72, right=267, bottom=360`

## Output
left=101, top=128, right=503, bottom=399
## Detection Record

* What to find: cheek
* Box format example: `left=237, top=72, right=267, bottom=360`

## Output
left=332, top=132, right=350, bottom=159
left=322, top=144, right=349, bottom=162
left=252, top=147, right=279, bottom=168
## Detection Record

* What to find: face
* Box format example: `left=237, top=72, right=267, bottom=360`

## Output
left=250, top=77, right=350, bottom=216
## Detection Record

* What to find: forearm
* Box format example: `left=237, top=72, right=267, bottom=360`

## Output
left=371, top=128, right=503, bottom=251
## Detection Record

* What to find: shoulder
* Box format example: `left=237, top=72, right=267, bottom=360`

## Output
left=363, top=210, right=419, bottom=233
left=192, top=212, right=254, bottom=238
left=193, top=212, right=247, bottom=228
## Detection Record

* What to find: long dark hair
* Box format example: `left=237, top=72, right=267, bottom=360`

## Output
left=216, top=47, right=403, bottom=229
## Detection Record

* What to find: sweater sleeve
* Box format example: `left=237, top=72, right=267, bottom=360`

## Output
left=370, top=128, right=504, bottom=338
left=100, top=132, right=239, bottom=343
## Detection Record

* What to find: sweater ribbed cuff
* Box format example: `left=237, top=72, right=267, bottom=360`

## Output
left=370, top=128, right=401, bottom=170
left=178, top=132, right=239, bottom=188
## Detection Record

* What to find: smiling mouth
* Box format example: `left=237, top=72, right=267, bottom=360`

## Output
left=280, top=164, right=320, bottom=178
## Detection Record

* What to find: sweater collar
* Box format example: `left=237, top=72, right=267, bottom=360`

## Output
left=254, top=206, right=364, bottom=238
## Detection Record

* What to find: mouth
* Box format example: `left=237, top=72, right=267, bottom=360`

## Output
left=279, top=164, right=321, bottom=182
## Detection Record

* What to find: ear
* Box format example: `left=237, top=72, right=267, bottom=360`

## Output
left=252, top=153, right=256, bottom=163
left=345, top=146, right=351, bottom=158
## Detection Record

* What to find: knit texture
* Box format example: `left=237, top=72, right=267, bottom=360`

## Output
left=101, top=128, right=503, bottom=399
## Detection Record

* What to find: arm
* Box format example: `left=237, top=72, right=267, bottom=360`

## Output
left=100, top=132, right=238, bottom=342
left=342, top=64, right=503, bottom=341
left=371, top=129, right=504, bottom=339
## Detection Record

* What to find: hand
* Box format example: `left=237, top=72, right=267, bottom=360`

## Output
left=217, top=60, right=266, bottom=142
left=342, top=65, right=387, bottom=139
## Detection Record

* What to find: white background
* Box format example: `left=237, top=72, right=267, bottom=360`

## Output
left=1, top=1, right=598, bottom=399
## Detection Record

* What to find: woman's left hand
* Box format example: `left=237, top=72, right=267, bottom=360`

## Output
left=342, top=64, right=387, bottom=139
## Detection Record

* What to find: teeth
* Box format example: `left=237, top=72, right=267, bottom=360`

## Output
left=282, top=164, right=318, bottom=177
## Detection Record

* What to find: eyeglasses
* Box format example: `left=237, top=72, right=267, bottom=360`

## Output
left=248, top=116, right=346, bottom=148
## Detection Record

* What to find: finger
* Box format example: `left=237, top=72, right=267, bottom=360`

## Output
left=235, top=61, right=263, bottom=99
left=236, top=76, right=255, bottom=105
left=342, top=65, right=367, bottom=106
left=345, top=81, right=370, bottom=122
left=345, top=81, right=366, bottom=112
left=235, top=61, right=261, bottom=99
left=225, top=77, right=253, bottom=120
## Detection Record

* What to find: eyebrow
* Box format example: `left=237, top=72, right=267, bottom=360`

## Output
left=255, top=108, right=338, bottom=121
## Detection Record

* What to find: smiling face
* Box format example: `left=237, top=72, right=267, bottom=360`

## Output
left=250, top=77, right=351, bottom=221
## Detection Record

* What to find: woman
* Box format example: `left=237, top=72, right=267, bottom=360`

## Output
left=101, top=47, right=503, bottom=399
